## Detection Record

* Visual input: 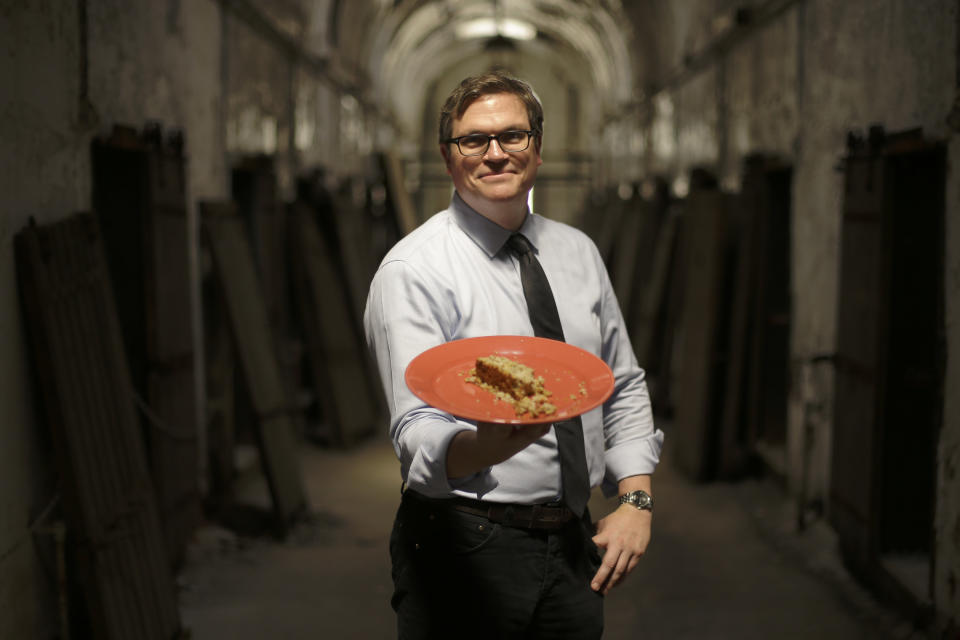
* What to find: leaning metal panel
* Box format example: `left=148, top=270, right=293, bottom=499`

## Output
left=15, top=212, right=182, bottom=639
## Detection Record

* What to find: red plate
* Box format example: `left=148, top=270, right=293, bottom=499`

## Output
left=405, top=335, right=615, bottom=425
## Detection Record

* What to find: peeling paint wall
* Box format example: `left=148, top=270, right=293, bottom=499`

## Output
left=675, top=67, right=721, bottom=174
left=721, top=13, right=799, bottom=190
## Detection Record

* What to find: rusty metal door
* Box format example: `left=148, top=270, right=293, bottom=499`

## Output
left=831, top=130, right=888, bottom=565
left=718, top=156, right=793, bottom=478
left=830, top=128, right=944, bottom=589
left=672, top=187, right=733, bottom=480
left=92, top=124, right=200, bottom=567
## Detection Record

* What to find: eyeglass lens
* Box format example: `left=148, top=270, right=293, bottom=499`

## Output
left=458, top=131, right=530, bottom=155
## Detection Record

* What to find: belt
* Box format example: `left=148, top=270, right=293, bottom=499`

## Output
left=405, top=490, right=576, bottom=531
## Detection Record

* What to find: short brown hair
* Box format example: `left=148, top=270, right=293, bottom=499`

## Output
left=438, top=71, right=544, bottom=144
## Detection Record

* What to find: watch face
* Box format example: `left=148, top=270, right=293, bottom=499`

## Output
left=621, top=491, right=652, bottom=509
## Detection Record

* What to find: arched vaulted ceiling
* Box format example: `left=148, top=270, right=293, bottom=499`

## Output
left=241, top=0, right=722, bottom=144
left=327, top=0, right=642, bottom=140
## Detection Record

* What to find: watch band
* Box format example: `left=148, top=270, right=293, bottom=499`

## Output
left=618, top=490, right=653, bottom=512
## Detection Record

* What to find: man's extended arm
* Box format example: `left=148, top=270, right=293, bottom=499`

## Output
left=365, top=259, right=484, bottom=496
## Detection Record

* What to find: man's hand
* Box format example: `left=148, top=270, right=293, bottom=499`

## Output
left=590, top=503, right=651, bottom=594
left=446, top=422, right=550, bottom=479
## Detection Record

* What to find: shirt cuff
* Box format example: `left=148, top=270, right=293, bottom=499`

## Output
left=601, top=429, right=665, bottom=497
left=401, top=419, right=496, bottom=497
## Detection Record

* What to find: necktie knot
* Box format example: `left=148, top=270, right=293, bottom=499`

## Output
left=506, top=233, right=535, bottom=258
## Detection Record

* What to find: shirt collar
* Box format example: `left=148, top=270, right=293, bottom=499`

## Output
left=450, top=191, right=536, bottom=258
left=450, top=191, right=540, bottom=258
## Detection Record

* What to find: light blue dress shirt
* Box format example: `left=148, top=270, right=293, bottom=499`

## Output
left=364, top=192, right=664, bottom=504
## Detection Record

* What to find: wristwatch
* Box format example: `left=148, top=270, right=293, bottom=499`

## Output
left=619, top=490, right=653, bottom=512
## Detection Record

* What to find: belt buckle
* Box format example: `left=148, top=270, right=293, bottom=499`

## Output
left=536, top=505, right=562, bottom=523
left=501, top=505, right=534, bottom=528
left=509, top=505, right=533, bottom=528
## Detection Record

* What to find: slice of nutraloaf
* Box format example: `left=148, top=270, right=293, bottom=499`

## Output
left=466, top=354, right=556, bottom=417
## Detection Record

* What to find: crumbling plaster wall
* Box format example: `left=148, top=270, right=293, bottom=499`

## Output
left=86, top=0, right=226, bottom=199
left=721, top=12, right=798, bottom=188
left=0, top=1, right=224, bottom=636
left=634, top=0, right=958, bottom=627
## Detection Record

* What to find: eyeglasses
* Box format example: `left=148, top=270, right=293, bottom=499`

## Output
left=445, top=130, right=537, bottom=156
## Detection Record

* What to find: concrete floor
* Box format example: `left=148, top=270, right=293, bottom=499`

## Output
left=178, top=435, right=922, bottom=639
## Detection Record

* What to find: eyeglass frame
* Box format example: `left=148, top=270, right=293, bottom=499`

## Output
left=443, top=129, right=540, bottom=157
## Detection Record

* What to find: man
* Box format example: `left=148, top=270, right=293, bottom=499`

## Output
left=364, top=71, right=664, bottom=639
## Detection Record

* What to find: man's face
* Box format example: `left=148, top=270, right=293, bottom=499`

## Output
left=440, top=92, right=542, bottom=220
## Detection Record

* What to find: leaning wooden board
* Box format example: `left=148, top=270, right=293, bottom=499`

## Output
left=201, top=202, right=306, bottom=527
left=288, top=204, right=378, bottom=446
left=15, top=213, right=182, bottom=639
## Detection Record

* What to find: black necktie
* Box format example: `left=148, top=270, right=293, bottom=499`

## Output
left=506, top=233, right=590, bottom=516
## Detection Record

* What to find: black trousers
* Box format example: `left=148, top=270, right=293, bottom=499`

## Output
left=390, top=491, right=604, bottom=639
